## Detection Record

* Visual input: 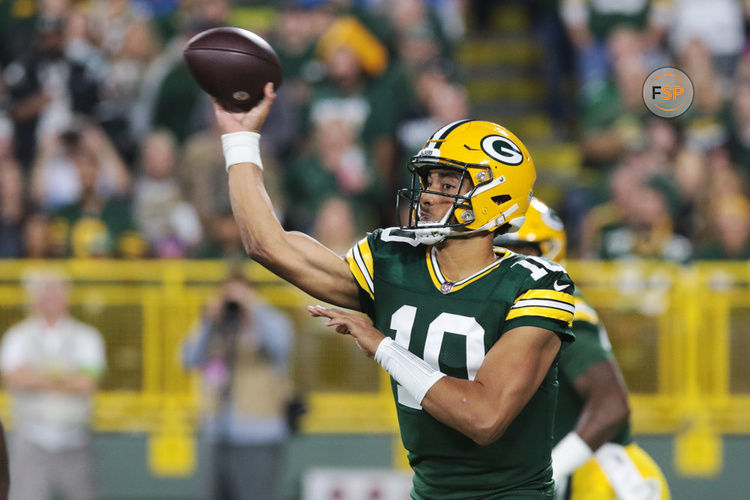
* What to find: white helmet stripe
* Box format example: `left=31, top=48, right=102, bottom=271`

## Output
left=471, top=177, right=505, bottom=196
left=428, top=120, right=471, bottom=141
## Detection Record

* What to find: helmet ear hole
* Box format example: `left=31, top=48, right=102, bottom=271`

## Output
left=494, top=223, right=511, bottom=235
left=491, top=194, right=511, bottom=206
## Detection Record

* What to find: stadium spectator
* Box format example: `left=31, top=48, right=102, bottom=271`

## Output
left=196, top=209, right=245, bottom=260
left=97, top=16, right=160, bottom=163
left=183, top=273, right=294, bottom=500
left=580, top=28, right=650, bottom=166
left=0, top=158, right=24, bottom=257
left=583, top=169, right=692, bottom=261
left=396, top=73, right=469, bottom=185
left=148, top=1, right=232, bottom=142
left=725, top=63, right=750, bottom=172
left=671, top=146, right=705, bottom=238
left=30, top=122, right=130, bottom=212
left=311, top=196, right=359, bottom=256
left=182, top=108, right=289, bottom=231
left=22, top=211, right=57, bottom=258
left=4, top=15, right=100, bottom=168
left=311, top=14, right=405, bottom=217
left=678, top=41, right=727, bottom=152
left=561, top=0, right=670, bottom=95
left=668, top=0, right=744, bottom=78
left=1, top=270, right=106, bottom=500
left=694, top=195, right=750, bottom=259
left=284, top=115, right=380, bottom=232
left=48, top=128, right=144, bottom=258
left=181, top=115, right=230, bottom=224
left=132, top=129, right=202, bottom=257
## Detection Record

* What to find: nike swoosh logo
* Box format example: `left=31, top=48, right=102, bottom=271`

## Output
left=553, top=280, right=570, bottom=291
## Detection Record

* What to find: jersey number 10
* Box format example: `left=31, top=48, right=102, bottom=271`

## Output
left=390, top=305, right=486, bottom=410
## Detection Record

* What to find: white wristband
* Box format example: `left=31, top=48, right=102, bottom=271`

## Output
left=374, top=337, right=446, bottom=404
left=221, top=131, right=262, bottom=171
left=551, top=432, right=593, bottom=484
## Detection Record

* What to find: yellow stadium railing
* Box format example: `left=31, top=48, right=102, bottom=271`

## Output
left=0, top=259, right=748, bottom=476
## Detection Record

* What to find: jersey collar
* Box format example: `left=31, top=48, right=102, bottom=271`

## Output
left=425, top=246, right=512, bottom=294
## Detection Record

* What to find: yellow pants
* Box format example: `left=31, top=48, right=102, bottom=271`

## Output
left=568, top=443, right=671, bottom=500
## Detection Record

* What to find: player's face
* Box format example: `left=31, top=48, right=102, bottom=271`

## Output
left=419, top=168, right=471, bottom=223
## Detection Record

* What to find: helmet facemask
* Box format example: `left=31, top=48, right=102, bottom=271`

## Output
left=397, top=156, right=492, bottom=245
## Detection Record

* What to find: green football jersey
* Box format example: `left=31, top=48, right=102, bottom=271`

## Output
left=552, top=292, right=632, bottom=447
left=346, top=228, right=576, bottom=499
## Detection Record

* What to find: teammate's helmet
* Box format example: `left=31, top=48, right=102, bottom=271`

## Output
left=398, top=120, right=536, bottom=245
left=494, top=197, right=567, bottom=263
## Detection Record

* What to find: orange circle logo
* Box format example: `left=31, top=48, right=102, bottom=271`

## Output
left=643, top=67, right=694, bottom=118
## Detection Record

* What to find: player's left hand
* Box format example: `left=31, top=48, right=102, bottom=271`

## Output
left=307, top=305, right=385, bottom=358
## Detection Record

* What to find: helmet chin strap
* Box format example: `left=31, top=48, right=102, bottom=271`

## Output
left=410, top=203, right=523, bottom=245
left=412, top=209, right=454, bottom=245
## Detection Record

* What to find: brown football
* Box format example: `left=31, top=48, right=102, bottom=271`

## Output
left=183, top=27, right=283, bottom=112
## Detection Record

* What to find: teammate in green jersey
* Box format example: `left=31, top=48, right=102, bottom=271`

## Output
left=214, top=83, right=575, bottom=499
left=495, top=198, right=671, bottom=500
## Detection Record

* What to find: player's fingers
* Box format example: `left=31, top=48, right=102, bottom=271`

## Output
left=320, top=306, right=348, bottom=318
left=326, top=318, right=344, bottom=326
left=263, top=81, right=276, bottom=99
left=308, top=305, right=351, bottom=320
left=254, top=83, right=276, bottom=113
left=325, top=316, right=353, bottom=330
left=307, top=305, right=334, bottom=318
left=306, top=305, right=322, bottom=316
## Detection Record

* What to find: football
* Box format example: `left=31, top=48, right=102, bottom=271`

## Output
left=183, top=27, right=283, bottom=112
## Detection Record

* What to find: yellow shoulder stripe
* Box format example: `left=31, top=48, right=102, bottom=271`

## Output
left=514, top=289, right=574, bottom=306
left=357, top=239, right=374, bottom=279
left=345, top=238, right=374, bottom=300
left=506, top=306, right=573, bottom=324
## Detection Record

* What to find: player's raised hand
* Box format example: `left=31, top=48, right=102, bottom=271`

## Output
left=213, top=82, right=276, bottom=134
left=307, top=305, right=385, bottom=358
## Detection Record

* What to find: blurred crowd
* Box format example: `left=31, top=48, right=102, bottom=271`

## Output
left=556, top=0, right=750, bottom=261
left=1, top=0, right=750, bottom=262
left=0, top=0, right=468, bottom=260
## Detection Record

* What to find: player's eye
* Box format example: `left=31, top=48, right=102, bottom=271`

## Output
left=442, top=183, right=455, bottom=191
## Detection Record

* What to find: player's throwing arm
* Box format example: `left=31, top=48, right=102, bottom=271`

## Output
left=213, top=83, right=360, bottom=310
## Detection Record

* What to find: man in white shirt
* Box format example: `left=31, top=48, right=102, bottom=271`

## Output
left=1, top=271, right=105, bottom=500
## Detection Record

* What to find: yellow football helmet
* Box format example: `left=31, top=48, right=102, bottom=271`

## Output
left=398, top=120, right=536, bottom=245
left=494, top=197, right=567, bottom=263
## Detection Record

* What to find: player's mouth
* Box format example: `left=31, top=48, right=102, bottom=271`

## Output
left=419, top=208, right=449, bottom=223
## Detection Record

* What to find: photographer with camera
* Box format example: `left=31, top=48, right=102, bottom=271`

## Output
left=183, top=273, right=295, bottom=500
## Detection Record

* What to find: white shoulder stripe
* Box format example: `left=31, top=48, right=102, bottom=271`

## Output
left=352, top=244, right=374, bottom=294
left=511, top=299, right=575, bottom=314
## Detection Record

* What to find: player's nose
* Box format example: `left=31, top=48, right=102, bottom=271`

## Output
left=421, top=190, right=438, bottom=206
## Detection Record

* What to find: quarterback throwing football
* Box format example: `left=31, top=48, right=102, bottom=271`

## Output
left=215, top=83, right=576, bottom=499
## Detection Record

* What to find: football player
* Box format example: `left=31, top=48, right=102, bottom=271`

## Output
left=214, top=83, right=575, bottom=499
left=495, top=198, right=671, bottom=500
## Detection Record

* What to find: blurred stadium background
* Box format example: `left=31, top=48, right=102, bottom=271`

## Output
left=1, top=0, right=750, bottom=498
